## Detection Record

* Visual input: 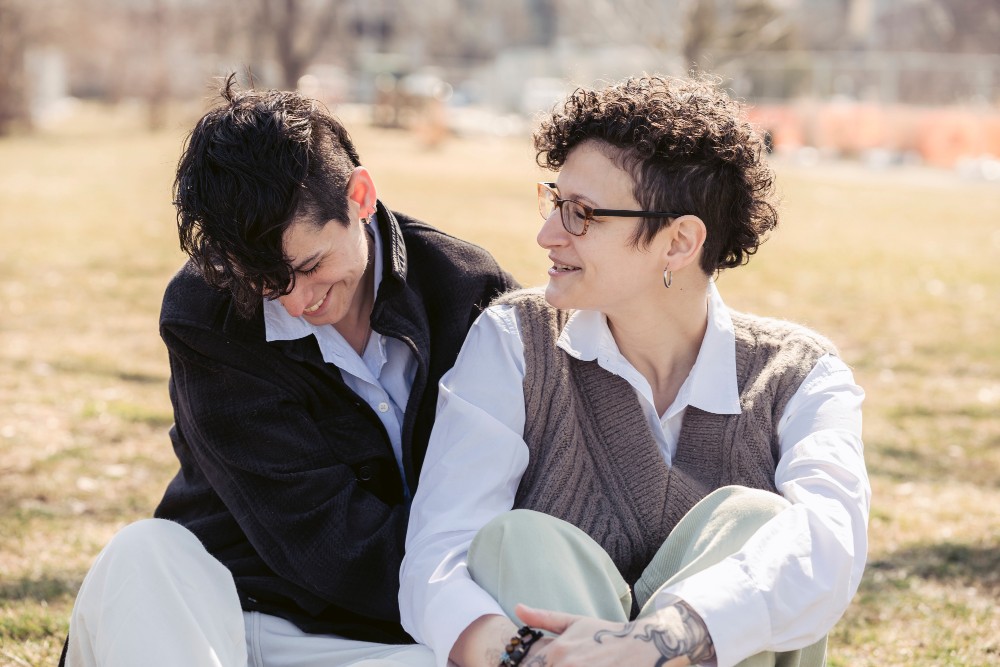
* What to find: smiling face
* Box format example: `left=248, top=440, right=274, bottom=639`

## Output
left=537, top=141, right=671, bottom=318
left=274, top=165, right=379, bottom=328
left=277, top=212, right=373, bottom=327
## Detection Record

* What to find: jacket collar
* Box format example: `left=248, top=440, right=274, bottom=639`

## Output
left=370, top=203, right=428, bottom=356
left=372, top=200, right=407, bottom=303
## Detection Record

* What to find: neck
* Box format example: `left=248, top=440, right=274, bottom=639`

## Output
left=334, top=231, right=377, bottom=355
left=606, top=282, right=710, bottom=415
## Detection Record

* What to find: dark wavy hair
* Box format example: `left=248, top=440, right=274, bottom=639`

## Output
left=173, top=74, right=361, bottom=316
left=533, top=74, right=778, bottom=274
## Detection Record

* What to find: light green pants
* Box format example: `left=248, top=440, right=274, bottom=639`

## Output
left=468, top=486, right=826, bottom=667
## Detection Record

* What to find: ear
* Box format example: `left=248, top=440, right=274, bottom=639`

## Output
left=661, top=214, right=707, bottom=271
left=346, top=166, right=378, bottom=220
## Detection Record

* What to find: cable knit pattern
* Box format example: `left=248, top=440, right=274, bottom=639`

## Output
left=497, top=289, right=836, bottom=586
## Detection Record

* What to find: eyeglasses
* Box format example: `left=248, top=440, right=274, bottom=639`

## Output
left=537, top=182, right=684, bottom=236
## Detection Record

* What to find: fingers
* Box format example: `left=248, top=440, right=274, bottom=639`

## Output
left=514, top=603, right=580, bottom=634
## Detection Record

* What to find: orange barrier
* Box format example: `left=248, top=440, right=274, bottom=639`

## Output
left=746, top=103, right=1000, bottom=166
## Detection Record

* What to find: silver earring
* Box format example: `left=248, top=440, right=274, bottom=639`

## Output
left=663, top=268, right=672, bottom=289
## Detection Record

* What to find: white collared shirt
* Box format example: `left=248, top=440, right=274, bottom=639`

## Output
left=263, top=218, right=417, bottom=497
left=399, top=283, right=870, bottom=667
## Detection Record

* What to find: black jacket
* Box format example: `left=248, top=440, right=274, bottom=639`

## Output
left=153, top=203, right=517, bottom=642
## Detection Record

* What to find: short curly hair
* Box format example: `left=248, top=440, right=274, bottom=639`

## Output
left=533, top=74, right=777, bottom=274
left=173, top=74, right=361, bottom=317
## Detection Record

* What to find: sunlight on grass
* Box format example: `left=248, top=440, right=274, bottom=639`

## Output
left=2, top=102, right=999, bottom=666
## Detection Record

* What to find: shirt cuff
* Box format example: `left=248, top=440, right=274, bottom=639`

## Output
left=656, top=558, right=771, bottom=667
left=424, top=577, right=509, bottom=667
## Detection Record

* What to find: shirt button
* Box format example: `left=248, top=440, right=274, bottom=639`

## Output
left=378, top=402, right=389, bottom=413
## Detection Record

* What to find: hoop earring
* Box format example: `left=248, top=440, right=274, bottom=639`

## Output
left=663, top=268, right=672, bottom=289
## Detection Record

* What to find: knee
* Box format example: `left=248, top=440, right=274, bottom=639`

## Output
left=710, top=485, right=790, bottom=517
left=471, top=509, right=571, bottom=557
left=487, top=509, right=549, bottom=531
left=74, top=520, right=203, bottom=622
left=102, top=519, right=199, bottom=561
left=89, top=519, right=206, bottom=580
left=470, top=509, right=609, bottom=570
left=78, top=518, right=235, bottom=614
left=680, top=486, right=791, bottom=546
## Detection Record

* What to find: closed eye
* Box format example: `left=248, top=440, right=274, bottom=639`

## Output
left=299, top=261, right=322, bottom=276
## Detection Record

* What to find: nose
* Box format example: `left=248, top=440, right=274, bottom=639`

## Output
left=536, top=208, right=568, bottom=249
left=279, top=277, right=312, bottom=318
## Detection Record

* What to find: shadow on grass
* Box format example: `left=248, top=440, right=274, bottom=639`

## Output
left=866, top=440, right=1000, bottom=489
left=50, top=357, right=166, bottom=385
left=866, top=540, right=1000, bottom=593
left=0, top=575, right=80, bottom=604
left=0, top=578, right=75, bottom=645
left=3, top=355, right=164, bottom=385
left=0, top=464, right=160, bottom=529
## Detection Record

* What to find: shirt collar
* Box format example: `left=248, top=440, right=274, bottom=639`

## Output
left=556, top=281, right=741, bottom=415
left=264, top=216, right=383, bottom=343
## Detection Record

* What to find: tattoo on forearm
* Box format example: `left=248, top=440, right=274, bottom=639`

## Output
left=670, top=600, right=715, bottom=664
left=523, top=654, right=548, bottom=667
left=594, top=620, right=637, bottom=643
left=592, top=601, right=715, bottom=666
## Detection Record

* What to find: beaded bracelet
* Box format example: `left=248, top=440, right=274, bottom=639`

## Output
left=498, top=625, right=544, bottom=667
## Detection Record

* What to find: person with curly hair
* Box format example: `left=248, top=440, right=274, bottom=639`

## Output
left=61, top=76, right=517, bottom=667
left=399, top=75, right=869, bottom=667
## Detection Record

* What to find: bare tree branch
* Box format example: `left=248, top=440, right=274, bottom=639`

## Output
left=0, top=0, right=30, bottom=134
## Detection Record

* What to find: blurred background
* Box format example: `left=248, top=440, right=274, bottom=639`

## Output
left=1, top=0, right=999, bottom=174
left=1, top=2, right=999, bottom=666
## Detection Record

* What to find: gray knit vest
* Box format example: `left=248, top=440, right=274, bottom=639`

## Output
left=497, top=289, right=836, bottom=586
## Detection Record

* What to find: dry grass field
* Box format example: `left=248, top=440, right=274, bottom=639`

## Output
left=1, top=102, right=998, bottom=666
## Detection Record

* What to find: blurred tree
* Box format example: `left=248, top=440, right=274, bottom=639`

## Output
left=554, top=0, right=797, bottom=71
left=255, top=0, right=342, bottom=90
left=0, top=0, right=29, bottom=135
left=877, top=0, right=1000, bottom=54
left=683, top=0, right=799, bottom=70
left=146, top=0, right=170, bottom=130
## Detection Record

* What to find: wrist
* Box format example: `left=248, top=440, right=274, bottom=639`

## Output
left=664, top=599, right=716, bottom=665
left=498, top=626, right=543, bottom=667
left=450, top=614, right=516, bottom=667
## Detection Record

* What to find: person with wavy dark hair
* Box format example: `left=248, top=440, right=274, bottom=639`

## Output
left=399, top=75, right=869, bottom=667
left=173, top=78, right=364, bottom=318
left=61, top=75, right=517, bottom=667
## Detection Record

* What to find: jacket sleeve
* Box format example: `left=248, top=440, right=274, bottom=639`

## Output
left=498, top=267, right=520, bottom=296
left=161, top=320, right=408, bottom=622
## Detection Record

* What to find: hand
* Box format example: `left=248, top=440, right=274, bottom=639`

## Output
left=514, top=600, right=715, bottom=667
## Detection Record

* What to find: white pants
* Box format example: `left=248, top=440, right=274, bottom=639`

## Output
left=66, top=519, right=434, bottom=667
